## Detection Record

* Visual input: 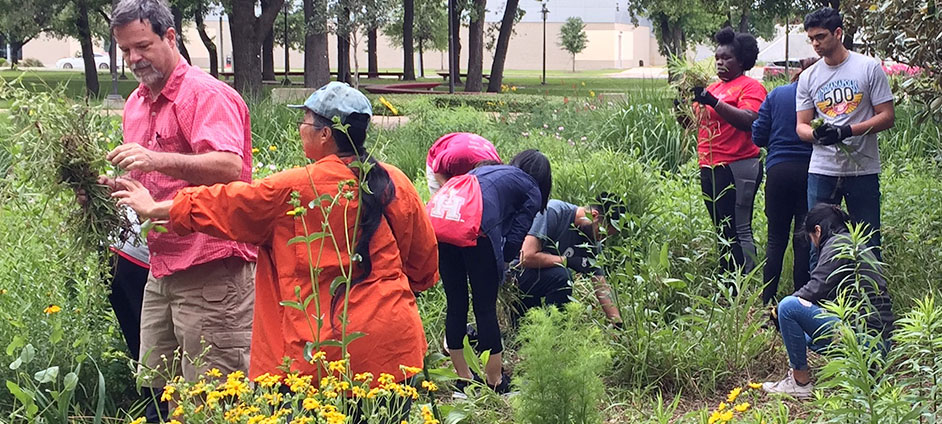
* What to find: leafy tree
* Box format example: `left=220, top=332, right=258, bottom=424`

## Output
left=362, top=0, right=395, bottom=78
left=383, top=0, right=445, bottom=77
left=464, top=0, right=484, bottom=91
left=303, top=0, right=330, bottom=88
left=625, top=0, right=723, bottom=59
left=558, top=16, right=586, bottom=72
left=0, top=0, right=58, bottom=66
left=224, top=0, right=286, bottom=96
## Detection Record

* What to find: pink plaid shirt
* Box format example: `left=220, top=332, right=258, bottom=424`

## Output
left=123, top=58, right=258, bottom=278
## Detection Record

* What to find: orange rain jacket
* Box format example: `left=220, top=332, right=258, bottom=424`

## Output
left=169, top=155, right=439, bottom=381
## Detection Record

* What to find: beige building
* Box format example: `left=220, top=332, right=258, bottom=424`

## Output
left=22, top=0, right=665, bottom=74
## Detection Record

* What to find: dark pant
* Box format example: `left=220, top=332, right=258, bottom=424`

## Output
left=807, top=173, right=882, bottom=268
left=517, top=266, right=572, bottom=310
left=762, top=161, right=811, bottom=304
left=700, top=165, right=744, bottom=272
left=439, top=240, right=503, bottom=355
left=108, top=255, right=167, bottom=423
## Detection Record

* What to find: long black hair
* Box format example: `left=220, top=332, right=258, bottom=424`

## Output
left=509, top=149, right=552, bottom=210
left=315, top=112, right=395, bottom=326
left=804, top=203, right=850, bottom=246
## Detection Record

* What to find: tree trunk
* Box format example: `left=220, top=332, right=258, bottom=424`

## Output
left=486, top=0, right=519, bottom=92
left=171, top=5, right=191, bottom=64
left=418, top=38, right=425, bottom=78
left=9, top=40, right=22, bottom=65
left=337, top=33, right=351, bottom=83
left=450, top=1, right=462, bottom=83
left=465, top=0, right=485, bottom=92
left=304, top=0, right=330, bottom=87
left=261, top=0, right=276, bottom=80
left=402, top=0, right=415, bottom=80
left=842, top=24, right=856, bottom=51
left=572, top=53, right=575, bottom=72
left=195, top=7, right=219, bottom=78
left=230, top=0, right=285, bottom=96
left=737, top=9, right=750, bottom=33
left=367, top=27, right=378, bottom=78
left=75, top=0, right=99, bottom=97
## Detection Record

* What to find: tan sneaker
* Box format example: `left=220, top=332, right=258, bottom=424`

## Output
left=762, top=370, right=813, bottom=399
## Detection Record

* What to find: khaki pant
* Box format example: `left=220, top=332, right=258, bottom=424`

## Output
left=139, top=256, right=255, bottom=387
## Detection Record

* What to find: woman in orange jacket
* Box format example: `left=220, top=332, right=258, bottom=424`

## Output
left=112, top=82, right=439, bottom=387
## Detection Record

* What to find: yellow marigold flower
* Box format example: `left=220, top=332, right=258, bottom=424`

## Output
left=252, top=147, right=260, bottom=154
left=263, top=392, right=284, bottom=405
left=324, top=411, right=346, bottom=424
left=708, top=410, right=722, bottom=424
left=130, top=418, right=146, bottom=424
left=720, top=410, right=734, bottom=421
left=160, top=385, right=175, bottom=402
left=367, top=387, right=383, bottom=398
left=206, top=368, right=223, bottom=378
left=378, top=373, right=395, bottom=386
left=302, top=397, right=320, bottom=411
left=327, top=359, right=346, bottom=374
left=354, top=372, right=373, bottom=382
left=253, top=372, right=282, bottom=388
left=400, top=365, right=422, bottom=374
left=269, top=145, right=277, bottom=152
left=172, top=405, right=183, bottom=417
left=352, top=386, right=367, bottom=397
left=734, top=402, right=750, bottom=412
left=285, top=372, right=312, bottom=393
left=421, top=380, right=438, bottom=392
left=717, top=402, right=727, bottom=411
left=748, top=382, right=762, bottom=389
left=44, top=305, right=62, bottom=314
left=310, top=351, right=327, bottom=362
left=727, top=387, right=742, bottom=403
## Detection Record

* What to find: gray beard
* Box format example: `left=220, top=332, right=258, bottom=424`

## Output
left=131, top=63, right=165, bottom=87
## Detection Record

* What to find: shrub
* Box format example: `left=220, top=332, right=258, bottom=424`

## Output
left=512, top=302, right=612, bottom=424
left=19, top=58, right=44, bottom=68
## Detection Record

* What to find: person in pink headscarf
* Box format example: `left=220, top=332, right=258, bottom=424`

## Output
left=426, top=132, right=502, bottom=195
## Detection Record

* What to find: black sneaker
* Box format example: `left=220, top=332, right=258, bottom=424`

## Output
left=489, top=372, right=511, bottom=395
left=452, top=374, right=483, bottom=399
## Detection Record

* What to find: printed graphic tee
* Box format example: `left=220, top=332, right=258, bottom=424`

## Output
left=796, top=52, right=894, bottom=176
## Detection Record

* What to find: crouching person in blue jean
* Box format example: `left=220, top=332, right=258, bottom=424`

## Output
left=762, top=203, right=895, bottom=399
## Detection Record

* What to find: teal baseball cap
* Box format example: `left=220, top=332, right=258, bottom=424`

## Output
left=289, top=81, right=373, bottom=125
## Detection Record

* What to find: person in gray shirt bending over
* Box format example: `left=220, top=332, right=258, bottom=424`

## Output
left=796, top=7, right=895, bottom=260
left=513, top=194, right=623, bottom=325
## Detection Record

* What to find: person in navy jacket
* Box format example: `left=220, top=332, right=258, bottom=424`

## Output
left=752, top=57, right=817, bottom=305
left=438, top=149, right=551, bottom=395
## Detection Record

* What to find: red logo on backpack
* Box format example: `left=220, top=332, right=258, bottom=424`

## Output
left=426, top=174, right=484, bottom=247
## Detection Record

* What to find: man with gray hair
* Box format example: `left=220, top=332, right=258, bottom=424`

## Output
left=102, top=0, right=256, bottom=420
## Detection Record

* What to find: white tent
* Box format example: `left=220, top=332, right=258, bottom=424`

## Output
left=756, top=27, right=819, bottom=63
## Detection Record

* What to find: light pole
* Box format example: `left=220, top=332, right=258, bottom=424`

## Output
left=283, top=1, right=291, bottom=85
left=219, top=14, right=225, bottom=71
left=447, top=0, right=456, bottom=93
left=541, top=1, right=548, bottom=85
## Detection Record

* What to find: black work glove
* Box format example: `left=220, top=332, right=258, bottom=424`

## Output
left=691, top=86, right=719, bottom=108
left=813, top=123, right=853, bottom=146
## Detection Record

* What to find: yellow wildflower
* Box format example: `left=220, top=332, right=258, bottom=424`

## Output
left=160, top=385, right=175, bottom=402
left=327, top=359, right=346, bottom=374
left=302, top=397, right=320, bottom=410
left=720, top=410, right=734, bottom=421
left=400, top=365, right=422, bottom=374
left=172, top=405, right=183, bottom=417
left=285, top=372, right=312, bottom=393
left=378, top=373, right=396, bottom=387
left=734, top=402, right=750, bottom=412
left=44, top=305, right=61, bottom=314
left=421, top=405, right=439, bottom=424
left=310, top=351, right=327, bottom=362
left=291, top=417, right=314, bottom=424
left=581, top=81, right=586, bottom=86
left=421, top=380, right=438, bottom=392
left=748, top=382, right=762, bottom=389
left=378, top=96, right=399, bottom=116
left=324, top=411, right=346, bottom=424
left=589, top=90, right=595, bottom=97
left=253, top=372, right=282, bottom=388
left=511, top=86, right=517, bottom=92
left=130, top=418, right=146, bottom=424
left=727, top=386, right=743, bottom=403
left=205, top=390, right=223, bottom=409
left=263, top=391, right=284, bottom=405
left=194, top=405, right=203, bottom=414
left=269, top=145, right=277, bottom=152
left=717, top=402, right=727, bottom=411
left=352, top=386, right=367, bottom=397
left=252, top=147, right=260, bottom=154
left=206, top=368, right=223, bottom=378
left=354, top=372, right=373, bottom=382
left=868, top=4, right=877, bottom=11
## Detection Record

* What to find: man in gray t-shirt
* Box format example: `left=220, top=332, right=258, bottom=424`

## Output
left=513, top=197, right=623, bottom=324
left=795, top=7, right=895, bottom=257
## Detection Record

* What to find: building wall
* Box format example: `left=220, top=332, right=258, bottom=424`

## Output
left=23, top=18, right=666, bottom=73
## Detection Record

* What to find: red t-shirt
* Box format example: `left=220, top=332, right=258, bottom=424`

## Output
left=696, top=75, right=766, bottom=166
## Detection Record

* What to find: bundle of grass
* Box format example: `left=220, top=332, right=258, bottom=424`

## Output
left=0, top=80, right=130, bottom=250
left=668, top=56, right=719, bottom=147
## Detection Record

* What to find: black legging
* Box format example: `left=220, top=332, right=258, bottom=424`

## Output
left=439, top=239, right=502, bottom=355
left=762, top=160, right=811, bottom=304
left=700, top=165, right=744, bottom=272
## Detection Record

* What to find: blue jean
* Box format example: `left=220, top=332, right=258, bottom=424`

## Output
left=807, top=173, right=882, bottom=268
left=777, top=295, right=839, bottom=370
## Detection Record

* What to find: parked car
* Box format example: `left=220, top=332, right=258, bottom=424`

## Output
left=56, top=53, right=111, bottom=70
left=762, top=60, right=802, bottom=81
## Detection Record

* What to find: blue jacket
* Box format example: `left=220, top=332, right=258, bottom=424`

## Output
left=469, top=165, right=542, bottom=281
left=751, top=82, right=812, bottom=170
